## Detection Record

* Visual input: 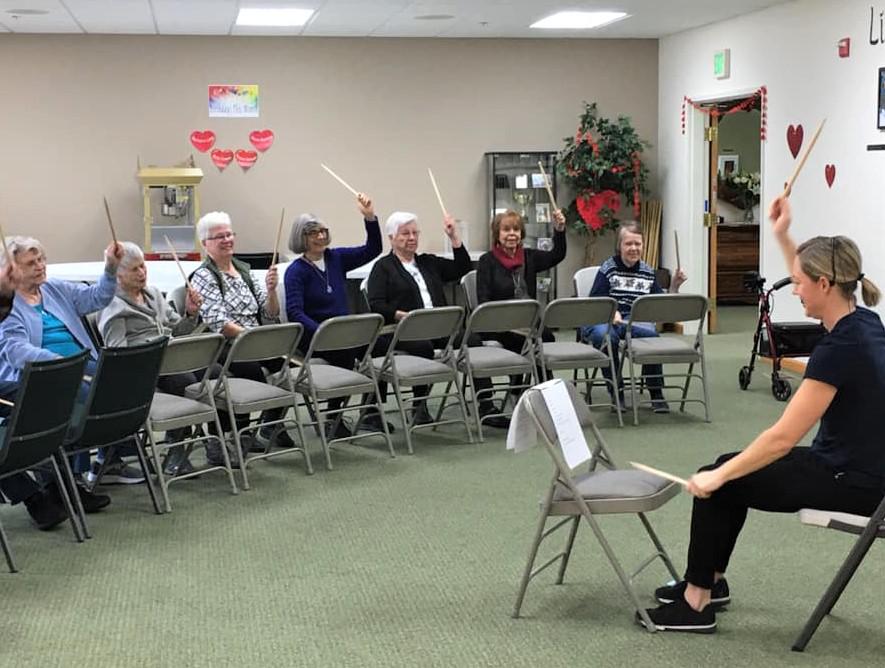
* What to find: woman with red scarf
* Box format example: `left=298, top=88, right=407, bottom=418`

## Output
left=476, top=207, right=567, bottom=356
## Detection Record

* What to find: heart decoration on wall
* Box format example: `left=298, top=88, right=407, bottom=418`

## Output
left=235, top=149, right=258, bottom=171
left=210, top=149, right=234, bottom=171
left=786, top=124, right=803, bottom=159
left=825, top=164, right=836, bottom=188
left=190, top=130, right=217, bottom=153
left=249, top=129, right=275, bottom=152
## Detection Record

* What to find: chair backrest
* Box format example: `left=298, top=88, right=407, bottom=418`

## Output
left=305, top=314, right=383, bottom=357
left=275, top=261, right=293, bottom=322
left=573, top=266, right=600, bottom=298
left=224, top=323, right=303, bottom=366
left=629, top=293, right=708, bottom=325
left=72, top=337, right=169, bottom=447
left=464, top=299, right=540, bottom=336
left=461, top=270, right=478, bottom=311
left=159, top=332, right=226, bottom=376
left=168, top=285, right=187, bottom=316
left=82, top=312, right=104, bottom=349
left=390, top=306, right=464, bottom=346
left=542, top=297, right=616, bottom=332
left=0, top=351, right=89, bottom=473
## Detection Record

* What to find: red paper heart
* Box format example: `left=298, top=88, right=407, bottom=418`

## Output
left=190, top=130, right=216, bottom=153
left=235, top=149, right=258, bottom=170
left=210, top=148, right=234, bottom=171
left=786, top=124, right=803, bottom=159
left=825, top=164, right=836, bottom=187
left=249, top=129, right=275, bottom=152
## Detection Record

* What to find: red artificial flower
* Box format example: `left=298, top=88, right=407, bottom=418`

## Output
left=600, top=189, right=622, bottom=214
left=576, top=192, right=604, bottom=230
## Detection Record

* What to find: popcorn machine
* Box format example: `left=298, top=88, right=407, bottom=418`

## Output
left=137, top=164, right=203, bottom=260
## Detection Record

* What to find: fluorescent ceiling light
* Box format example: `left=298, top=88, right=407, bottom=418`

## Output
left=530, top=11, right=628, bottom=30
left=236, top=8, right=314, bottom=27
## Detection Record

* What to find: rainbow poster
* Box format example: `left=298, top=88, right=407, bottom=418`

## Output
left=208, top=84, right=260, bottom=118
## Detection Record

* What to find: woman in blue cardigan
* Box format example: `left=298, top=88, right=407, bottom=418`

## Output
left=284, top=192, right=386, bottom=434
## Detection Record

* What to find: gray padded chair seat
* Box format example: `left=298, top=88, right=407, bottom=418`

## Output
left=626, top=336, right=701, bottom=363
left=185, top=378, right=293, bottom=412
left=372, top=355, right=454, bottom=384
left=150, top=392, right=215, bottom=428
left=551, top=469, right=679, bottom=514
left=293, top=365, right=375, bottom=399
left=460, top=346, right=532, bottom=375
left=798, top=508, right=873, bottom=534
left=541, top=341, right=609, bottom=366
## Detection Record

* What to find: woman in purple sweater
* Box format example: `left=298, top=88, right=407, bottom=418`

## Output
left=284, top=192, right=386, bottom=433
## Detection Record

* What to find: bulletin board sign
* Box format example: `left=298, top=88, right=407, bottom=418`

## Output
left=209, top=85, right=260, bottom=118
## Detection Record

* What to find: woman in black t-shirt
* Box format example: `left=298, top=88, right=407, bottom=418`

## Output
left=640, top=196, right=885, bottom=635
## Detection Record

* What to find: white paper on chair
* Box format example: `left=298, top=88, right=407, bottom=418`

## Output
left=540, top=379, right=592, bottom=469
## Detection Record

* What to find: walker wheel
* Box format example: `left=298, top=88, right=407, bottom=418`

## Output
left=738, top=366, right=751, bottom=390
left=772, top=378, right=792, bottom=401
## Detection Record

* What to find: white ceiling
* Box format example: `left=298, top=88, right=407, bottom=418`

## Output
left=0, top=0, right=790, bottom=38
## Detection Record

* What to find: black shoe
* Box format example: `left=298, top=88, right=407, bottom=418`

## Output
left=23, top=491, right=68, bottom=531
left=479, top=404, right=511, bottom=429
left=258, top=426, right=297, bottom=449
left=239, top=433, right=265, bottom=453
left=636, top=598, right=717, bottom=634
left=652, top=399, right=671, bottom=414
left=205, top=438, right=241, bottom=469
left=359, top=412, right=395, bottom=433
left=162, top=445, right=189, bottom=476
left=75, top=485, right=111, bottom=514
left=412, top=402, right=434, bottom=426
left=655, top=578, right=730, bottom=609
left=324, top=420, right=352, bottom=440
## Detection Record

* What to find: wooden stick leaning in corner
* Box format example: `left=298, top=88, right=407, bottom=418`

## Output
left=427, top=168, right=448, bottom=217
left=270, top=207, right=285, bottom=267
left=320, top=164, right=359, bottom=197
left=102, top=196, right=119, bottom=247
left=674, top=229, right=682, bottom=271
left=783, top=118, right=826, bottom=198
left=163, top=234, right=193, bottom=291
left=629, top=461, right=689, bottom=487
left=537, top=160, right=558, bottom=210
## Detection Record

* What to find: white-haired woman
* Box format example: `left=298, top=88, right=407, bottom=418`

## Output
left=98, top=241, right=202, bottom=475
left=190, top=211, right=288, bottom=461
left=0, top=236, right=126, bottom=523
left=284, top=192, right=386, bottom=435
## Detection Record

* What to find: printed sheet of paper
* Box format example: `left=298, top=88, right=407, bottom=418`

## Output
left=538, top=379, right=591, bottom=469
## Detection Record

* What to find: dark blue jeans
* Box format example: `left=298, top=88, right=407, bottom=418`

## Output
left=581, top=322, right=663, bottom=398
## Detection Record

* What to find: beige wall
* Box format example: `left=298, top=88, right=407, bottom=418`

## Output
left=0, top=35, right=657, bottom=295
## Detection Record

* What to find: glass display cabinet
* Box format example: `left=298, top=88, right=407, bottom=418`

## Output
left=485, top=151, right=559, bottom=302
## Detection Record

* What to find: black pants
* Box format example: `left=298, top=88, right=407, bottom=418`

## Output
left=685, top=448, right=882, bottom=589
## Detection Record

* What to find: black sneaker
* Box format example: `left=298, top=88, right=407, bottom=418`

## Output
left=74, top=485, right=111, bottom=513
left=23, top=491, right=68, bottom=531
left=412, top=402, right=434, bottom=426
left=324, top=420, right=352, bottom=441
left=655, top=578, right=730, bottom=609
left=652, top=399, right=671, bottom=414
left=359, top=412, right=395, bottom=433
left=258, top=427, right=298, bottom=449
left=636, top=598, right=717, bottom=634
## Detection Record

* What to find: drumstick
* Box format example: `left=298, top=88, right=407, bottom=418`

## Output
left=629, top=461, right=689, bottom=487
left=270, top=207, right=285, bottom=267
left=428, top=168, right=448, bottom=217
left=537, top=160, right=558, bottom=209
left=0, top=221, right=12, bottom=267
left=674, top=230, right=682, bottom=270
left=0, top=397, right=13, bottom=407
left=783, top=118, right=826, bottom=198
left=163, top=234, right=193, bottom=290
left=102, top=196, right=119, bottom=247
left=320, top=164, right=359, bottom=196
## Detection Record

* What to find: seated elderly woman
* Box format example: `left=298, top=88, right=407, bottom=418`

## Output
left=98, top=241, right=202, bottom=476
left=190, top=211, right=289, bottom=463
left=284, top=192, right=386, bottom=435
left=0, top=235, right=126, bottom=528
left=367, top=210, right=502, bottom=426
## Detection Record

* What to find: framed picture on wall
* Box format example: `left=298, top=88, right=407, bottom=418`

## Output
left=717, top=154, right=740, bottom=177
left=878, top=67, right=885, bottom=129
left=536, top=202, right=551, bottom=223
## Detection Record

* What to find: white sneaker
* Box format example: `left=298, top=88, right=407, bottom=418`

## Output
left=91, top=461, right=145, bottom=485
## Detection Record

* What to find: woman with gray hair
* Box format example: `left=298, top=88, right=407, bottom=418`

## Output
left=283, top=192, right=385, bottom=434
left=98, top=241, right=202, bottom=475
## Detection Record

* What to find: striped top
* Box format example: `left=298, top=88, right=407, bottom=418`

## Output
left=589, top=255, right=662, bottom=319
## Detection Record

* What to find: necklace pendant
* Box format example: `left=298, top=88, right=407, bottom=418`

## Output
left=327, top=285, right=333, bottom=294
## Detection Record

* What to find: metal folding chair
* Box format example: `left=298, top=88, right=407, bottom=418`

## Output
left=537, top=297, right=623, bottom=426
left=457, top=299, right=541, bottom=442
left=0, top=351, right=90, bottom=571
left=461, top=270, right=479, bottom=311
left=372, top=306, right=472, bottom=454
left=290, top=314, right=394, bottom=470
left=621, top=293, right=711, bottom=425
left=572, top=266, right=600, bottom=297
left=145, top=333, right=237, bottom=512
left=510, top=380, right=679, bottom=630
left=791, top=496, right=885, bottom=651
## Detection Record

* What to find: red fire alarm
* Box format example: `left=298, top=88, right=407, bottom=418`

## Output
left=838, top=37, right=850, bottom=58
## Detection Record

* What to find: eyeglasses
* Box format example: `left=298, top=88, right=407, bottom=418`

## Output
left=207, top=232, right=237, bottom=242
left=307, top=228, right=329, bottom=237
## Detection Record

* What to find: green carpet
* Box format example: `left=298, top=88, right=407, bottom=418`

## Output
left=2, top=306, right=882, bottom=666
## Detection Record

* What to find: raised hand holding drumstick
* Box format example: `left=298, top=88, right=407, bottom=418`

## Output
left=356, top=192, right=376, bottom=220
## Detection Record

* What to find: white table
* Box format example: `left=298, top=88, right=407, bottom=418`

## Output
left=47, top=251, right=485, bottom=292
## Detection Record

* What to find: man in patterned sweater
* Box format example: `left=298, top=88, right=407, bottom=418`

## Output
left=582, top=221, right=686, bottom=413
